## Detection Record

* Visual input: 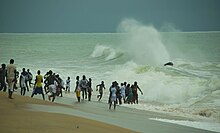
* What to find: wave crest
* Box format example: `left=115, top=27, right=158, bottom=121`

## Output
left=91, top=44, right=123, bottom=61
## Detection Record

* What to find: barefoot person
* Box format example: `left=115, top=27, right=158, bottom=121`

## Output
left=45, top=70, right=58, bottom=102
left=79, top=75, right=88, bottom=100
left=20, top=68, right=27, bottom=96
left=75, top=76, right=80, bottom=102
left=109, top=81, right=117, bottom=110
left=6, top=59, right=16, bottom=99
left=131, top=81, right=143, bottom=104
left=27, top=69, right=33, bottom=87
left=65, top=77, right=71, bottom=93
left=87, top=78, right=93, bottom=101
left=96, top=81, right=106, bottom=101
left=31, top=70, right=45, bottom=100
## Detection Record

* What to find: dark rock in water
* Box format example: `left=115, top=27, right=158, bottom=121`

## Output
left=164, top=62, right=174, bottom=66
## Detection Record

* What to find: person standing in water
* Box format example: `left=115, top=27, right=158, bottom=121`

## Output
left=20, top=68, right=29, bottom=92
left=27, top=69, right=33, bottom=87
left=6, top=59, right=16, bottom=99
left=87, top=78, right=93, bottom=101
left=109, top=81, right=117, bottom=110
left=131, top=81, right=143, bottom=104
left=75, top=76, right=81, bottom=102
left=96, top=81, right=106, bottom=101
left=20, top=68, right=27, bottom=96
left=79, top=75, right=88, bottom=100
left=31, top=70, right=45, bottom=100
left=120, top=83, right=126, bottom=103
left=65, top=77, right=71, bottom=93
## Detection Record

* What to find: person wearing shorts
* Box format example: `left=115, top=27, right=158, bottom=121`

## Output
left=31, top=70, right=45, bottom=100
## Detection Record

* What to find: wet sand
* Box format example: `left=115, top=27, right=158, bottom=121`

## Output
left=0, top=91, right=217, bottom=133
left=0, top=92, right=136, bottom=133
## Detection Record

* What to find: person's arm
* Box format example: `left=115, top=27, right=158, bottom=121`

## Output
left=75, top=81, right=79, bottom=92
left=96, top=84, right=100, bottom=91
left=137, top=86, right=143, bottom=95
left=19, top=75, right=22, bottom=87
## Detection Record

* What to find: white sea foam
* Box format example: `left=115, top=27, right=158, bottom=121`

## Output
left=149, top=118, right=220, bottom=133
left=90, top=44, right=119, bottom=61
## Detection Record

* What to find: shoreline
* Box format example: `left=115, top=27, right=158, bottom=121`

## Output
left=1, top=90, right=219, bottom=133
left=0, top=92, right=136, bottom=133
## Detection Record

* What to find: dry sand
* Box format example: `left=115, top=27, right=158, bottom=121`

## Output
left=0, top=92, right=136, bottom=133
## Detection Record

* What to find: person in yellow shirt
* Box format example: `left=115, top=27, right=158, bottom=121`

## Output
left=31, top=70, right=45, bottom=100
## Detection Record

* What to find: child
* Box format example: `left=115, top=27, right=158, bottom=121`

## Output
left=66, top=77, right=71, bottom=93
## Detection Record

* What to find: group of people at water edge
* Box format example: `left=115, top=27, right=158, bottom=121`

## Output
left=0, top=59, right=144, bottom=110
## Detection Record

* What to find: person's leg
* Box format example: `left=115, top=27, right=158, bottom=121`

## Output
left=26, top=81, right=29, bottom=92
left=82, top=89, right=85, bottom=100
left=42, top=93, right=45, bottom=100
left=85, top=89, right=87, bottom=99
left=109, top=102, right=112, bottom=109
left=21, top=88, right=23, bottom=95
left=23, top=87, right=26, bottom=96
left=98, top=93, right=103, bottom=101
left=52, top=93, right=56, bottom=102
left=0, top=81, right=3, bottom=91
left=114, top=101, right=116, bottom=110
left=136, top=94, right=139, bottom=104
left=8, top=79, right=14, bottom=99
left=88, top=92, right=91, bottom=101
left=3, top=82, right=7, bottom=92
left=60, top=88, right=63, bottom=97
left=31, top=92, right=34, bottom=98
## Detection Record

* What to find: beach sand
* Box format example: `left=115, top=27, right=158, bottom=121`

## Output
left=0, top=92, right=136, bottom=133
left=0, top=91, right=217, bottom=133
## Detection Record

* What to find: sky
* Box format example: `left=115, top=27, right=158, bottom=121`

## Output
left=0, top=0, right=220, bottom=33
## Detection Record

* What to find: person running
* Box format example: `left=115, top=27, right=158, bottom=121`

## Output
left=20, top=68, right=27, bottom=96
left=131, top=81, right=143, bottom=104
left=109, top=81, right=117, bottom=110
left=96, top=81, right=106, bottom=101
left=0, top=64, right=7, bottom=92
left=45, top=70, right=58, bottom=102
left=27, top=69, right=33, bottom=87
left=56, top=75, right=64, bottom=97
left=6, top=59, right=16, bottom=99
left=65, top=77, right=71, bottom=93
left=31, top=70, right=45, bottom=100
left=74, top=76, right=80, bottom=102
left=79, top=75, right=88, bottom=100
left=87, top=78, right=93, bottom=101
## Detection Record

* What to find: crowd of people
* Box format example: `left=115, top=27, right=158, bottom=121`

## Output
left=0, top=59, right=144, bottom=110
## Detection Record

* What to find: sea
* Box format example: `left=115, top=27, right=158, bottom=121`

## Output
left=0, top=24, right=220, bottom=132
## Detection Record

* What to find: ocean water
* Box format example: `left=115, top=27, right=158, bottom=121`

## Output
left=1, top=26, right=220, bottom=128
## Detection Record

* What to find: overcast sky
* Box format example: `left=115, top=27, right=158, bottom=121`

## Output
left=0, top=0, right=220, bottom=33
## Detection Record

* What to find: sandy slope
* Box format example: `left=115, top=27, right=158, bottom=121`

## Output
left=0, top=92, right=136, bottom=133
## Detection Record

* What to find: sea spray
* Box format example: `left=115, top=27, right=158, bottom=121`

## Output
left=117, top=18, right=170, bottom=66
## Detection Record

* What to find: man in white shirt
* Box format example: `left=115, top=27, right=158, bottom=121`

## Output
left=6, top=59, right=16, bottom=99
